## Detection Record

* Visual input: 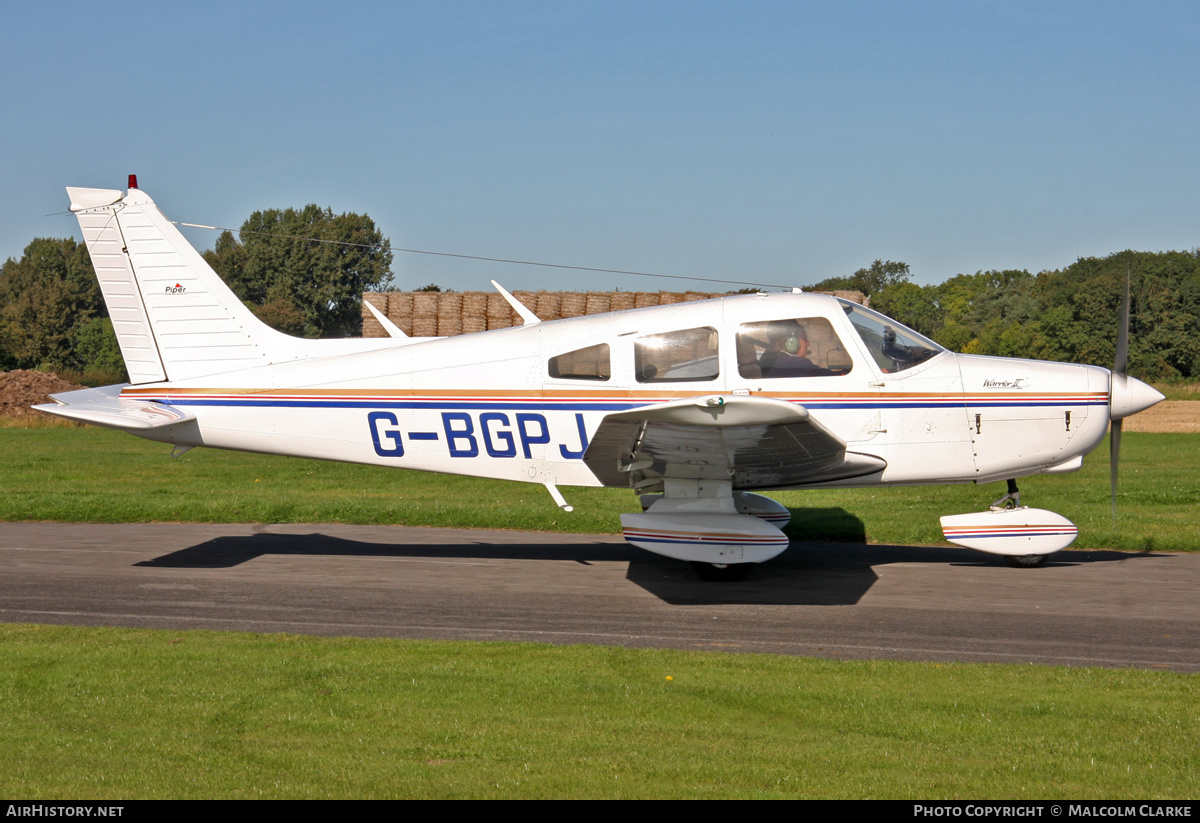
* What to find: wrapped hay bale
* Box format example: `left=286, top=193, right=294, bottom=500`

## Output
left=461, top=291, right=489, bottom=334
left=584, top=292, right=611, bottom=316
left=362, top=293, right=388, bottom=338
left=413, top=291, right=439, bottom=318
left=609, top=291, right=635, bottom=312
left=535, top=291, right=562, bottom=320
left=512, top=291, right=538, bottom=325
left=486, top=292, right=513, bottom=329
left=824, top=289, right=866, bottom=305
left=412, top=292, right=440, bottom=337
left=387, top=292, right=414, bottom=336
left=411, top=316, right=438, bottom=337
left=436, top=292, right=463, bottom=337
left=559, top=291, right=587, bottom=318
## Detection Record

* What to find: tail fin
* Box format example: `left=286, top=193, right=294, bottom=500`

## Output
left=68, top=185, right=302, bottom=384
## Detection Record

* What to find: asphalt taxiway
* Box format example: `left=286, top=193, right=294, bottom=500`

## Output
left=1, top=522, right=1196, bottom=671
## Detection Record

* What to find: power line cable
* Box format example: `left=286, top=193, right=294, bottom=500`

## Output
left=171, top=221, right=796, bottom=290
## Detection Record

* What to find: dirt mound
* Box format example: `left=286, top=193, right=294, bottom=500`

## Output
left=0, top=370, right=87, bottom=419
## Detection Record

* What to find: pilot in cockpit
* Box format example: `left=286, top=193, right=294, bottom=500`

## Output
left=759, top=320, right=820, bottom=377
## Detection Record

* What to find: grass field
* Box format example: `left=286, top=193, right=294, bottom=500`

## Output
left=1, top=625, right=1195, bottom=800
left=1155, top=382, right=1200, bottom=402
left=0, top=426, right=1196, bottom=551
left=1, top=427, right=1197, bottom=799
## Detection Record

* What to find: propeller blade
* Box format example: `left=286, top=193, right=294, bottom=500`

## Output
left=1110, top=265, right=1131, bottom=522
left=1110, top=418, right=1121, bottom=521
left=1114, top=266, right=1130, bottom=377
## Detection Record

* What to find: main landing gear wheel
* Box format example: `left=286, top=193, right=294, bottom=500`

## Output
left=690, top=562, right=752, bottom=582
left=1005, top=554, right=1048, bottom=569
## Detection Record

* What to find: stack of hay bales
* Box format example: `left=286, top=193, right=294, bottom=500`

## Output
left=361, top=293, right=388, bottom=338
left=558, top=291, right=587, bottom=319
left=359, top=289, right=863, bottom=338
left=387, top=292, right=414, bottom=335
left=411, top=292, right=439, bottom=338
left=486, top=292, right=513, bottom=330
left=436, top=292, right=463, bottom=337
left=534, top=292, right=561, bottom=319
left=609, top=291, right=635, bottom=312
left=461, top=292, right=488, bottom=334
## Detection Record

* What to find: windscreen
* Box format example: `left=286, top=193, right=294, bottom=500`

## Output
left=839, top=300, right=944, bottom=374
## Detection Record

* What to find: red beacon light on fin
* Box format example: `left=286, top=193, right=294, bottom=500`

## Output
left=128, top=174, right=138, bottom=190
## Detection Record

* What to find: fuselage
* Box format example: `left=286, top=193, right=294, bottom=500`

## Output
left=119, top=292, right=1114, bottom=492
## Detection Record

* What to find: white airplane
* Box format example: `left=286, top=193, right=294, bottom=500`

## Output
left=38, top=182, right=1165, bottom=580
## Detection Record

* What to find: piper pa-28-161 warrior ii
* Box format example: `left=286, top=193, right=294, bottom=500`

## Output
left=38, top=181, right=1165, bottom=580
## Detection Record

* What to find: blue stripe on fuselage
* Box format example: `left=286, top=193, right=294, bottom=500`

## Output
left=151, top=397, right=1108, bottom=411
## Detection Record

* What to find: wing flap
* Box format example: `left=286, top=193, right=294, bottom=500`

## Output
left=33, top=384, right=195, bottom=431
left=583, top=395, right=885, bottom=490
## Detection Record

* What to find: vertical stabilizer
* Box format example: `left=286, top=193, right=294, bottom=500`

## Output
left=67, top=186, right=300, bottom=384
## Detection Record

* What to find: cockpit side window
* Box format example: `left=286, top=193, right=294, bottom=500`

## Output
left=548, top=343, right=610, bottom=381
left=838, top=300, right=944, bottom=373
left=737, top=317, right=852, bottom=378
left=635, top=327, right=719, bottom=383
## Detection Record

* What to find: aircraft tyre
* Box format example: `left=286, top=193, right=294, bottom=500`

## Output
left=1005, top=554, right=1048, bottom=569
left=690, top=562, right=753, bottom=582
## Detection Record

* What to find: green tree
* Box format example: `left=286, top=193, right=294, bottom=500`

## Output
left=0, top=238, right=104, bottom=371
left=202, top=230, right=247, bottom=295
left=1036, top=250, right=1200, bottom=380
left=204, top=206, right=394, bottom=338
left=870, top=281, right=938, bottom=337
left=914, top=251, right=1198, bottom=380
left=922, top=269, right=1049, bottom=358
left=811, top=259, right=911, bottom=298
left=74, top=317, right=127, bottom=380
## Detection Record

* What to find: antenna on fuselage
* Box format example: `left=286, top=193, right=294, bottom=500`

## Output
left=363, top=300, right=408, bottom=338
left=490, top=280, right=541, bottom=326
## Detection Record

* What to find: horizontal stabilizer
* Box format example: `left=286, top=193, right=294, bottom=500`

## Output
left=34, top=385, right=195, bottom=431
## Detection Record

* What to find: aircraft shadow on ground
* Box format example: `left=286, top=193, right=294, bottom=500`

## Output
left=136, top=532, right=638, bottom=568
left=134, top=507, right=1159, bottom=607
left=136, top=530, right=885, bottom=605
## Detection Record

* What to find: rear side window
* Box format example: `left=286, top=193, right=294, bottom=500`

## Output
left=635, top=327, right=719, bottom=383
left=548, top=343, right=610, bottom=381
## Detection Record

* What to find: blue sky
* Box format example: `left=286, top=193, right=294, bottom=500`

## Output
left=3, top=1, right=1196, bottom=292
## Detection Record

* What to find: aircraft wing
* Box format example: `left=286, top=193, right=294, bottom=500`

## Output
left=582, top=395, right=885, bottom=491
left=33, top=385, right=196, bottom=431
